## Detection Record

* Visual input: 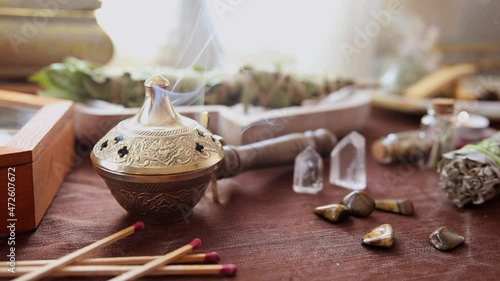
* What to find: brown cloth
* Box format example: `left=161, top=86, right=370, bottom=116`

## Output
left=2, top=108, right=500, bottom=280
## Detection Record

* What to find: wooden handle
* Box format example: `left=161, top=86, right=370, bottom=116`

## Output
left=217, top=129, right=337, bottom=179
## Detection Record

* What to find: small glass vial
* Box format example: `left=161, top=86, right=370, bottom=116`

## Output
left=425, top=98, right=456, bottom=170
left=371, top=130, right=431, bottom=165
left=293, top=146, right=323, bottom=194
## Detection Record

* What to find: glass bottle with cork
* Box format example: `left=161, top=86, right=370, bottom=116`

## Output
left=425, top=98, right=456, bottom=170
left=371, top=130, right=430, bottom=165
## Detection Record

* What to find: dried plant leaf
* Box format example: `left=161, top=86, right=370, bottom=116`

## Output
left=439, top=133, right=500, bottom=207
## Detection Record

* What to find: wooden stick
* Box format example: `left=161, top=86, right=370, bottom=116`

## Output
left=404, top=63, right=477, bottom=99
left=210, top=176, right=220, bottom=204
left=1, top=264, right=238, bottom=277
left=12, top=222, right=144, bottom=281
left=434, top=42, right=500, bottom=54
left=2, top=253, right=220, bottom=267
left=109, top=238, right=202, bottom=281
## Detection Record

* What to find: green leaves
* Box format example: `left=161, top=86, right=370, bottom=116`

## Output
left=29, top=57, right=99, bottom=102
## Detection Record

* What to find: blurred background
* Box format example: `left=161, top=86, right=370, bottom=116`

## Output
left=98, top=0, right=500, bottom=79
left=1, top=0, right=500, bottom=121
left=1, top=0, right=499, bottom=80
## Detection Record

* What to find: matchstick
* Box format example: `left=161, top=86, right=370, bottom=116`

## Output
left=109, top=238, right=202, bottom=281
left=5, top=252, right=220, bottom=267
left=12, top=222, right=144, bottom=281
left=1, top=264, right=238, bottom=277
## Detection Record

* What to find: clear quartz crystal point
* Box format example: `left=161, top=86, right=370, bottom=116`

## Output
left=293, top=146, right=323, bottom=194
left=329, top=131, right=366, bottom=190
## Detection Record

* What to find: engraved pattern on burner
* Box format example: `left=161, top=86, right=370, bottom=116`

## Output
left=106, top=178, right=209, bottom=218
left=116, top=120, right=197, bottom=137
left=93, top=127, right=222, bottom=169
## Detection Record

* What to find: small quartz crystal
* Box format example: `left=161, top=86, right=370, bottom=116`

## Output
left=329, top=131, right=366, bottom=190
left=293, top=146, right=323, bottom=194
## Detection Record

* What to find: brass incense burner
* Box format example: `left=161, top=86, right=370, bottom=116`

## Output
left=91, top=75, right=337, bottom=222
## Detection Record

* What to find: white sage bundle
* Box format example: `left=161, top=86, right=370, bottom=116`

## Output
left=439, top=132, right=500, bottom=208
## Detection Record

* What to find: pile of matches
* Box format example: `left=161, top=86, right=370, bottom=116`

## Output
left=3, top=222, right=237, bottom=280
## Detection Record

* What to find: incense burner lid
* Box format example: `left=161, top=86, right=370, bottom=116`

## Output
left=91, top=75, right=224, bottom=175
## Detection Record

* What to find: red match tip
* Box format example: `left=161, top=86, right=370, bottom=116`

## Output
left=204, top=252, right=220, bottom=263
left=189, top=238, right=202, bottom=249
left=132, top=221, right=145, bottom=231
left=220, top=264, right=238, bottom=276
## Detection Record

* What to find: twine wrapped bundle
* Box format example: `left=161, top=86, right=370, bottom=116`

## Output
left=439, top=132, right=500, bottom=207
left=30, top=57, right=353, bottom=109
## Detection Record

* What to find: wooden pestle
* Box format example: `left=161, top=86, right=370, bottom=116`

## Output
left=217, top=129, right=337, bottom=179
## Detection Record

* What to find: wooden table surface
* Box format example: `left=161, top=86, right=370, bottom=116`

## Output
left=1, top=107, right=500, bottom=281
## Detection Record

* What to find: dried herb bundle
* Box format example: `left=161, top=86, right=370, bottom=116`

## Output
left=29, top=57, right=353, bottom=109
left=439, top=132, right=500, bottom=207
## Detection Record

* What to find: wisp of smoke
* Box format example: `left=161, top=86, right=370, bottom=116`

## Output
left=153, top=85, right=208, bottom=106
left=241, top=119, right=282, bottom=134
left=149, top=0, right=225, bottom=110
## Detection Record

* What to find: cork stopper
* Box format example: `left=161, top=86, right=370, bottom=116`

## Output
left=431, top=98, right=455, bottom=114
left=371, top=139, right=389, bottom=164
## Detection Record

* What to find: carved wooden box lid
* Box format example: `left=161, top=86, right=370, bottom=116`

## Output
left=90, top=75, right=224, bottom=175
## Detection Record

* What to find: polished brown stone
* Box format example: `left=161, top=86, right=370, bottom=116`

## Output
left=375, top=199, right=415, bottom=216
left=429, top=226, right=464, bottom=251
left=362, top=224, right=395, bottom=249
left=341, top=191, right=375, bottom=217
left=314, top=204, right=351, bottom=223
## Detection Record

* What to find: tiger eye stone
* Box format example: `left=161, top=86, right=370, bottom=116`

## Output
left=429, top=226, right=464, bottom=251
left=341, top=191, right=375, bottom=217
left=314, top=204, right=351, bottom=223
left=362, top=224, right=395, bottom=249
left=375, top=199, right=415, bottom=216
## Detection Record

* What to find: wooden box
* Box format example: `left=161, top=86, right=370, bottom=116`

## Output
left=0, top=90, right=74, bottom=235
